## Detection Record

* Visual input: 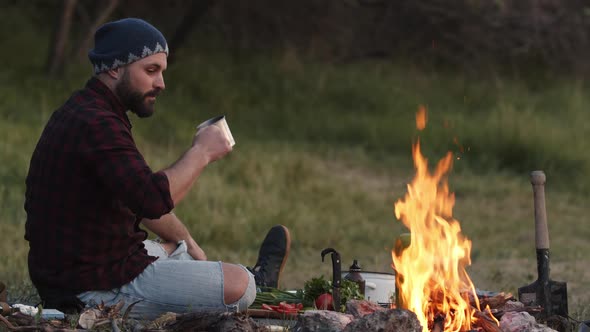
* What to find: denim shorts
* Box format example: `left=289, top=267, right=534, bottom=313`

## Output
left=77, top=240, right=256, bottom=320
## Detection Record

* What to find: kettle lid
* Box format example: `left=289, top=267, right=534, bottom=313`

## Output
left=349, top=259, right=362, bottom=271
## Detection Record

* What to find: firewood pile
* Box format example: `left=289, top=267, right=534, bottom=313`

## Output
left=0, top=294, right=573, bottom=332
left=474, top=292, right=570, bottom=332
left=292, top=295, right=561, bottom=332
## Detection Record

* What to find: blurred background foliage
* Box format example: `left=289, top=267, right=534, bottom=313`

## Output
left=8, top=0, right=590, bottom=75
left=3, top=0, right=590, bottom=187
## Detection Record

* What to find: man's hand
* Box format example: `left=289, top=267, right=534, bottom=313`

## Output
left=186, top=238, right=207, bottom=261
left=163, top=124, right=233, bottom=205
left=142, top=213, right=207, bottom=260
left=193, top=125, right=232, bottom=164
left=160, top=238, right=207, bottom=260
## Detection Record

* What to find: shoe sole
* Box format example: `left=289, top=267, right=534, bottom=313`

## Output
left=276, top=225, right=291, bottom=288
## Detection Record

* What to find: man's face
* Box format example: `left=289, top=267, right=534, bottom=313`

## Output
left=115, top=53, right=167, bottom=118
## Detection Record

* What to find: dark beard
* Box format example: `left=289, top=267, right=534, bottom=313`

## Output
left=115, top=71, right=161, bottom=118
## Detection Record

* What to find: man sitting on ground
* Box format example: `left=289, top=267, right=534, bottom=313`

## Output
left=24, top=18, right=290, bottom=320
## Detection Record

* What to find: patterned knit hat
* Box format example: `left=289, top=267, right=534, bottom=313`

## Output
left=88, top=18, right=169, bottom=74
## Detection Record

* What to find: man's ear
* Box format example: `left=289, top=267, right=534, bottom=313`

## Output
left=105, top=67, right=121, bottom=80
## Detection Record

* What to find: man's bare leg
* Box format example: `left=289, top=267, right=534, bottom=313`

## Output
left=222, top=263, right=250, bottom=304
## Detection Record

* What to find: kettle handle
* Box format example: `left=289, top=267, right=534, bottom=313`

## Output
left=321, top=248, right=341, bottom=310
left=365, top=282, right=377, bottom=289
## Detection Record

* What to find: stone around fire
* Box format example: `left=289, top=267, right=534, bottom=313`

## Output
left=342, top=308, right=422, bottom=332
left=500, top=311, right=558, bottom=332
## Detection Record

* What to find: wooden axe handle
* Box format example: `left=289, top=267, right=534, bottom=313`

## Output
left=531, top=170, right=550, bottom=249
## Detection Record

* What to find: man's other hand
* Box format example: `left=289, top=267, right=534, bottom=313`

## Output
left=186, top=238, right=207, bottom=260
left=160, top=239, right=206, bottom=260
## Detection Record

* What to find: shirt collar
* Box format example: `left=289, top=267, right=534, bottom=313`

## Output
left=86, top=77, right=132, bottom=129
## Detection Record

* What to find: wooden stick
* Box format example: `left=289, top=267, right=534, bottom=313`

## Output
left=473, top=310, right=502, bottom=332
left=0, top=313, right=45, bottom=331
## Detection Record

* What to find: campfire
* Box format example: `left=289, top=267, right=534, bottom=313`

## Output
left=392, top=106, right=500, bottom=332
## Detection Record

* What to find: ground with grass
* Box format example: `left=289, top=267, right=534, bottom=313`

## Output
left=0, top=7, right=588, bottom=324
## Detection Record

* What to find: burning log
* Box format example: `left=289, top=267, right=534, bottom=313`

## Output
left=473, top=309, right=502, bottom=332
left=476, top=292, right=514, bottom=309
left=431, top=315, right=444, bottom=332
left=491, top=303, right=543, bottom=319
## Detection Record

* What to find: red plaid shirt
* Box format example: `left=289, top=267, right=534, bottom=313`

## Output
left=25, top=77, right=174, bottom=295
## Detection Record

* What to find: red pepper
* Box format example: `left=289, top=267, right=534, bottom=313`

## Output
left=261, top=304, right=276, bottom=311
left=261, top=302, right=302, bottom=314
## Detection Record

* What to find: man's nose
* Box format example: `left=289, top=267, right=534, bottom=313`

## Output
left=155, top=74, right=165, bottom=90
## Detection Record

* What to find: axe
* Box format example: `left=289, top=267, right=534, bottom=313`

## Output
left=518, top=170, right=568, bottom=318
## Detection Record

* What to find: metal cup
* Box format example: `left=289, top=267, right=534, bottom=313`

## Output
left=196, top=115, right=235, bottom=147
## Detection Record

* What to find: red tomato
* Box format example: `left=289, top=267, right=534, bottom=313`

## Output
left=315, top=293, right=334, bottom=310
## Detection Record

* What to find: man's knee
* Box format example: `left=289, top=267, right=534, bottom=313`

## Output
left=222, top=263, right=256, bottom=309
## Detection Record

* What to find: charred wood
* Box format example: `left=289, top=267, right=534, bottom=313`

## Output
left=473, top=310, right=502, bottom=332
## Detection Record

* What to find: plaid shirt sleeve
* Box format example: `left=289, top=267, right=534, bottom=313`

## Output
left=82, top=109, right=173, bottom=219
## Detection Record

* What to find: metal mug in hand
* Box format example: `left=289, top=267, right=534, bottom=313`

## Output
left=196, top=115, right=235, bottom=147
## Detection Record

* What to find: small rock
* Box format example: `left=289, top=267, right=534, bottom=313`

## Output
left=78, top=308, right=103, bottom=329
left=342, top=309, right=422, bottom=332
left=500, top=311, right=558, bottom=332
left=292, top=310, right=353, bottom=332
left=345, top=300, right=386, bottom=319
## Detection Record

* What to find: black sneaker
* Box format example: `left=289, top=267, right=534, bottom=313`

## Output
left=249, top=225, right=291, bottom=289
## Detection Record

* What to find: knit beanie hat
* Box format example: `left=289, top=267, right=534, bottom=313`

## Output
left=88, top=18, right=169, bottom=74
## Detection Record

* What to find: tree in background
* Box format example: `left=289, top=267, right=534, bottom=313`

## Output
left=47, top=0, right=118, bottom=76
left=45, top=0, right=215, bottom=77
left=35, top=0, right=590, bottom=76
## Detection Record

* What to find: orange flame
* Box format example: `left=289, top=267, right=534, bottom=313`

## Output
left=416, top=105, right=427, bottom=131
left=393, top=108, right=482, bottom=332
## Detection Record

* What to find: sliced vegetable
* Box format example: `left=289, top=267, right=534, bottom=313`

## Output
left=252, top=288, right=304, bottom=309
left=261, top=304, right=275, bottom=311
left=260, top=301, right=302, bottom=314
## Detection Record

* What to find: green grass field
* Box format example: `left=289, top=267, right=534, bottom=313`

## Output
left=0, top=7, right=588, bottom=324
